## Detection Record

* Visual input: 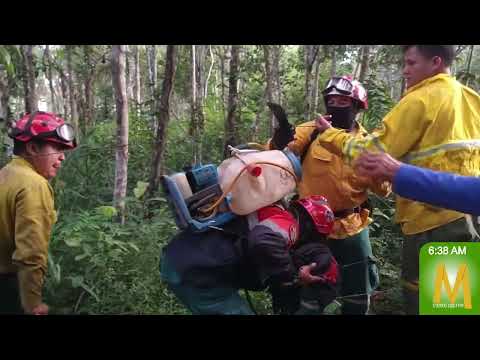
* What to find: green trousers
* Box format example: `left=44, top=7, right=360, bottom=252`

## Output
left=326, top=227, right=379, bottom=315
left=402, top=216, right=480, bottom=315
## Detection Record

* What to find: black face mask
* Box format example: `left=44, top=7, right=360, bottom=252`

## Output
left=326, top=106, right=357, bottom=130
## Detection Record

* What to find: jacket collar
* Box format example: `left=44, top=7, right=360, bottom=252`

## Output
left=11, top=155, right=41, bottom=176
left=404, top=73, right=452, bottom=96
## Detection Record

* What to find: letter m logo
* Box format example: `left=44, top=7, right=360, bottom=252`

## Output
left=433, top=263, right=472, bottom=309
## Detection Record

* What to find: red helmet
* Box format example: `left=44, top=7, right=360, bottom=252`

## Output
left=293, top=195, right=334, bottom=235
left=8, top=111, right=76, bottom=149
left=322, top=75, right=368, bottom=110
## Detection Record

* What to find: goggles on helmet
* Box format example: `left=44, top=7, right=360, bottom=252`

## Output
left=8, top=111, right=76, bottom=144
left=322, top=76, right=354, bottom=96
left=34, top=123, right=75, bottom=142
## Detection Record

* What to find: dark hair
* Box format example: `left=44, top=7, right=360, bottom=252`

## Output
left=13, top=139, right=46, bottom=155
left=402, top=45, right=455, bottom=67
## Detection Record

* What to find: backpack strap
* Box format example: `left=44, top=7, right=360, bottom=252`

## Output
left=300, top=128, right=319, bottom=164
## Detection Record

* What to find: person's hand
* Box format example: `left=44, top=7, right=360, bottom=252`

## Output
left=31, top=303, right=49, bottom=315
left=298, top=262, right=325, bottom=286
left=315, top=115, right=332, bottom=133
left=353, top=151, right=402, bottom=182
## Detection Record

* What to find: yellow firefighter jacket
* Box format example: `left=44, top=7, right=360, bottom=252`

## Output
left=270, top=122, right=391, bottom=239
left=0, top=156, right=57, bottom=312
left=319, top=73, right=480, bottom=235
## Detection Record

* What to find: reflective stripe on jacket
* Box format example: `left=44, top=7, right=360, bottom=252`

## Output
left=319, top=74, right=480, bottom=235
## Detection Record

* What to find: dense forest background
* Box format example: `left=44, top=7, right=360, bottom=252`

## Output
left=1, top=45, right=477, bottom=314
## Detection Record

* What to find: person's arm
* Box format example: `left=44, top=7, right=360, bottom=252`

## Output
left=394, top=164, right=480, bottom=216
left=247, top=226, right=296, bottom=284
left=12, top=182, right=56, bottom=314
left=316, top=95, right=431, bottom=164
left=354, top=151, right=480, bottom=216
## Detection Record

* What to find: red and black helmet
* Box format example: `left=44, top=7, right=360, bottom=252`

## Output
left=8, top=111, right=76, bottom=149
left=322, top=75, right=368, bottom=110
left=293, top=195, right=334, bottom=235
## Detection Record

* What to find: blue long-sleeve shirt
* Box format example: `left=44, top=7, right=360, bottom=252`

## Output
left=394, top=164, right=480, bottom=216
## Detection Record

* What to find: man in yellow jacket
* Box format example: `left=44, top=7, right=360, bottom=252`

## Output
left=0, top=111, right=76, bottom=314
left=268, top=76, right=391, bottom=314
left=314, top=45, right=480, bottom=314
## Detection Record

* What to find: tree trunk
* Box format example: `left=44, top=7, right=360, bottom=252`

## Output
left=111, top=45, right=129, bottom=225
left=75, top=79, right=85, bottom=134
left=466, top=45, right=475, bottom=87
left=133, top=45, right=141, bottom=111
left=83, top=45, right=95, bottom=131
left=219, top=46, right=227, bottom=123
left=330, top=45, right=337, bottom=77
left=312, top=48, right=324, bottom=115
left=126, top=45, right=134, bottom=101
left=147, top=45, right=177, bottom=198
left=194, top=46, right=206, bottom=115
left=353, top=46, right=362, bottom=79
left=304, top=45, right=320, bottom=120
left=0, top=67, right=12, bottom=155
left=44, top=45, right=57, bottom=113
left=21, top=45, right=37, bottom=113
left=66, top=45, right=79, bottom=135
left=58, top=68, right=69, bottom=119
left=204, top=45, right=215, bottom=101
left=0, top=68, right=9, bottom=122
left=263, top=45, right=279, bottom=136
left=147, top=45, right=158, bottom=131
left=252, top=87, right=267, bottom=142
left=190, top=45, right=206, bottom=164
left=400, top=76, right=406, bottom=97
left=358, top=45, right=371, bottom=83
left=84, top=76, right=94, bottom=130
left=223, top=45, right=240, bottom=158
left=272, top=45, right=282, bottom=106
left=212, top=46, right=219, bottom=109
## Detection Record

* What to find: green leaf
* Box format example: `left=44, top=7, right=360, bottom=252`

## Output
left=0, top=47, right=9, bottom=64
left=69, top=276, right=100, bottom=302
left=47, top=254, right=62, bottom=284
left=64, top=237, right=82, bottom=247
left=128, top=243, right=140, bottom=252
left=79, top=283, right=100, bottom=302
left=133, top=181, right=149, bottom=199
left=70, top=275, right=84, bottom=288
left=96, top=205, right=118, bottom=219
left=74, top=253, right=89, bottom=261
left=372, top=208, right=391, bottom=220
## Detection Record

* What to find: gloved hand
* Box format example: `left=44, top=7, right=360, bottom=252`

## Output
left=268, top=102, right=295, bottom=149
